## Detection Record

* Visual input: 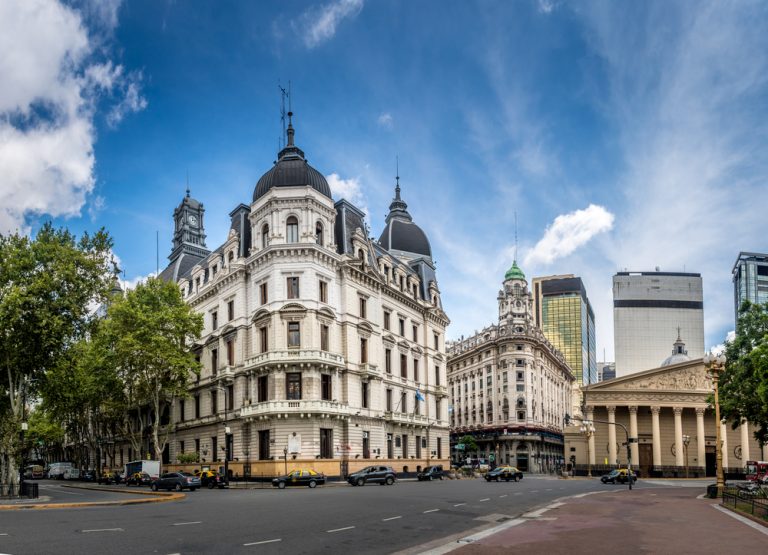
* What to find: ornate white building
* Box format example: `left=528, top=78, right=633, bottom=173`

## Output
left=447, top=262, right=574, bottom=472
left=157, top=114, right=450, bottom=477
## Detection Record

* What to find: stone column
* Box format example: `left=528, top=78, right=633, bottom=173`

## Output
left=721, top=421, right=729, bottom=469
left=674, top=407, right=684, bottom=467
left=695, top=408, right=706, bottom=469
left=586, top=407, right=596, bottom=466
left=740, top=420, right=750, bottom=464
left=607, top=406, right=617, bottom=466
left=628, top=406, right=639, bottom=467
left=651, top=406, right=662, bottom=467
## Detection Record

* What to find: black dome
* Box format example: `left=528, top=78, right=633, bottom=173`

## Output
left=379, top=219, right=432, bottom=258
left=253, top=115, right=332, bottom=201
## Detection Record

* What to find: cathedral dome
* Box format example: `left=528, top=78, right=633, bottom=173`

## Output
left=253, top=113, right=332, bottom=202
left=377, top=177, right=432, bottom=258
left=661, top=331, right=691, bottom=367
left=505, top=261, right=525, bottom=281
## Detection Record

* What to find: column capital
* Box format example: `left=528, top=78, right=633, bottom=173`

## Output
left=628, top=405, right=638, bottom=415
left=695, top=407, right=706, bottom=417
left=673, top=406, right=683, bottom=415
left=606, top=405, right=616, bottom=415
left=651, top=406, right=661, bottom=415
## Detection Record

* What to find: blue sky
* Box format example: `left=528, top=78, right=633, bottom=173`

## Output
left=2, top=0, right=767, bottom=359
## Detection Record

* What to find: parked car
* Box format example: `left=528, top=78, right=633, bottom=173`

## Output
left=417, top=465, right=444, bottom=481
left=601, top=469, right=637, bottom=484
left=272, top=469, right=326, bottom=489
left=23, top=465, right=44, bottom=480
left=151, top=472, right=201, bottom=492
left=347, top=466, right=396, bottom=486
left=125, top=471, right=152, bottom=486
left=81, top=470, right=95, bottom=482
left=195, top=470, right=228, bottom=489
left=485, top=466, right=524, bottom=482
left=98, top=471, right=122, bottom=485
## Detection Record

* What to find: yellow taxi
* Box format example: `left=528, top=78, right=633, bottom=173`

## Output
left=272, top=468, right=326, bottom=489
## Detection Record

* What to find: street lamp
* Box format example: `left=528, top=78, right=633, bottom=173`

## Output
left=682, top=434, right=690, bottom=479
left=704, top=351, right=727, bottom=497
left=579, top=420, right=596, bottom=478
left=20, top=421, right=28, bottom=496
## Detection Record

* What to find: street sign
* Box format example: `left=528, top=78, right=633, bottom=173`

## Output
left=455, top=443, right=465, bottom=451
left=489, top=454, right=495, bottom=461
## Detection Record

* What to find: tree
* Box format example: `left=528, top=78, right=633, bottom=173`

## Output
left=98, top=277, right=202, bottom=462
left=719, top=301, right=768, bottom=446
left=0, top=224, right=115, bottom=485
left=459, top=435, right=479, bottom=454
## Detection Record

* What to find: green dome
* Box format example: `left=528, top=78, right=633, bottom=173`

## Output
left=504, top=261, right=525, bottom=281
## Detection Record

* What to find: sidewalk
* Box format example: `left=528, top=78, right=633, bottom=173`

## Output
left=447, top=487, right=767, bottom=554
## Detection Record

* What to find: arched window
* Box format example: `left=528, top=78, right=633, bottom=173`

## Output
left=357, top=249, right=364, bottom=260
left=228, top=251, right=234, bottom=263
left=286, top=216, right=299, bottom=243
left=261, top=224, right=269, bottom=248
left=315, top=222, right=323, bottom=246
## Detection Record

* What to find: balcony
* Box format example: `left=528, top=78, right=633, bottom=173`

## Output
left=216, top=366, right=236, bottom=382
left=434, top=385, right=448, bottom=397
left=359, top=363, right=380, bottom=378
left=383, top=411, right=431, bottom=427
left=240, top=399, right=349, bottom=420
left=244, top=350, right=345, bottom=369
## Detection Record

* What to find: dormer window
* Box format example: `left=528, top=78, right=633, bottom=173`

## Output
left=287, top=216, right=299, bottom=243
left=315, top=222, right=323, bottom=246
left=228, top=251, right=234, bottom=263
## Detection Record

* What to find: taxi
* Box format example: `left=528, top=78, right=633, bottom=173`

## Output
left=485, top=466, right=524, bottom=482
left=194, top=469, right=227, bottom=489
left=272, top=468, right=326, bottom=489
left=601, top=468, right=637, bottom=484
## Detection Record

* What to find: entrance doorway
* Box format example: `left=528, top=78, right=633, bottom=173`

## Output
left=705, top=446, right=716, bottom=477
left=258, top=430, right=270, bottom=460
left=639, top=444, right=653, bottom=476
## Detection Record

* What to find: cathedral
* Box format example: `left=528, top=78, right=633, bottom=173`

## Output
left=447, top=262, right=574, bottom=472
left=158, top=112, right=450, bottom=477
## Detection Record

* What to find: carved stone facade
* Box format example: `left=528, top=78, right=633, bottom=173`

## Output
left=564, top=358, right=768, bottom=476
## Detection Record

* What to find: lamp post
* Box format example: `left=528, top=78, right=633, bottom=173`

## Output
left=682, top=434, right=690, bottom=479
left=579, top=420, right=596, bottom=478
left=704, top=352, right=727, bottom=497
left=20, top=421, right=28, bottom=496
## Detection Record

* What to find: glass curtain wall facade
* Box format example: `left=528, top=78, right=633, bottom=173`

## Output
left=533, top=276, right=597, bottom=387
left=732, top=252, right=768, bottom=325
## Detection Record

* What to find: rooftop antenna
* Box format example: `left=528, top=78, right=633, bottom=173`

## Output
left=185, top=171, right=190, bottom=197
left=395, top=155, right=401, bottom=198
left=279, top=82, right=287, bottom=151
left=514, top=211, right=518, bottom=263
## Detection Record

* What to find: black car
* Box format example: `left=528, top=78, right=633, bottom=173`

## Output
left=417, top=465, right=444, bottom=481
left=80, top=470, right=95, bottom=482
left=347, top=466, right=396, bottom=486
left=272, top=469, right=326, bottom=489
left=125, top=471, right=152, bottom=486
left=98, top=471, right=122, bottom=485
left=601, top=469, right=637, bottom=484
left=151, top=471, right=201, bottom=492
left=485, top=466, right=524, bottom=482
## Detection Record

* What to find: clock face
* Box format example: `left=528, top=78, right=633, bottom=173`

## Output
left=188, top=214, right=198, bottom=226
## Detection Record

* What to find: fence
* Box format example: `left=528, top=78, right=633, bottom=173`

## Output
left=0, top=482, right=39, bottom=499
left=721, top=487, right=768, bottom=521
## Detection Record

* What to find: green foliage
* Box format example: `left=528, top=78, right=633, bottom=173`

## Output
left=720, top=301, right=768, bottom=445
left=459, top=435, right=479, bottom=453
left=98, top=277, right=203, bottom=461
left=178, top=452, right=200, bottom=464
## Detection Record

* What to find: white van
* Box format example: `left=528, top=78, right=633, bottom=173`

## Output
left=63, top=467, right=81, bottom=480
left=47, top=462, right=73, bottom=479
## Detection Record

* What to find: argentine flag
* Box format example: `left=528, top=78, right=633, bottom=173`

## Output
left=416, top=390, right=426, bottom=402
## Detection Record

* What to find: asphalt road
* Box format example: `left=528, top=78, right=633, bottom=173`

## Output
left=0, top=476, right=651, bottom=555
left=1, top=481, right=154, bottom=505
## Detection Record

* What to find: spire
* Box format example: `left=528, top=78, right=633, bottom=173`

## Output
left=286, top=111, right=295, bottom=146
left=385, top=157, right=411, bottom=223
left=186, top=171, right=190, bottom=198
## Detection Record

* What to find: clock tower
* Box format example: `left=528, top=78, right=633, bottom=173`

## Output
left=169, top=188, right=209, bottom=262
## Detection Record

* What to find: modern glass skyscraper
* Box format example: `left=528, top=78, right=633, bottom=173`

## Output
left=732, top=252, right=768, bottom=324
left=532, top=275, right=597, bottom=388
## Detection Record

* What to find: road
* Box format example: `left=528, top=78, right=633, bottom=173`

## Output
left=0, top=476, right=658, bottom=554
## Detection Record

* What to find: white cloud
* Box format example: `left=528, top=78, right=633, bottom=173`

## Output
left=0, top=0, right=145, bottom=234
left=537, top=0, right=557, bottom=14
left=326, top=172, right=368, bottom=220
left=377, top=112, right=393, bottom=129
left=524, top=204, right=614, bottom=266
left=296, top=0, right=364, bottom=49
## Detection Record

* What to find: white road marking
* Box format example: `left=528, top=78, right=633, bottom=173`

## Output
left=327, top=526, right=355, bottom=533
left=499, top=494, right=508, bottom=498
left=531, top=490, right=539, bottom=493
left=514, top=492, right=522, bottom=496
left=453, top=503, right=466, bottom=507
left=42, top=488, right=83, bottom=496
left=81, top=528, right=123, bottom=533
left=243, top=539, right=282, bottom=546
left=0, top=533, right=8, bottom=536
left=172, top=521, right=202, bottom=526
left=423, top=508, right=440, bottom=513
left=546, top=488, right=553, bottom=491
left=479, top=498, right=490, bottom=502
left=382, top=516, right=402, bottom=521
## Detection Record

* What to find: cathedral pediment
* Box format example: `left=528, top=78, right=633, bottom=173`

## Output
left=586, top=359, right=710, bottom=393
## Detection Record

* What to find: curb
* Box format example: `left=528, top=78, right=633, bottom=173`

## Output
left=0, top=485, right=185, bottom=511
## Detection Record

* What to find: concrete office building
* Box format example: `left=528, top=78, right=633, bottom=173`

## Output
left=532, top=275, right=597, bottom=389
left=732, top=252, right=768, bottom=324
left=613, top=271, right=704, bottom=377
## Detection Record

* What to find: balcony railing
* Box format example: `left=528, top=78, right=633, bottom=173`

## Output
left=360, top=363, right=380, bottom=377
left=244, top=350, right=345, bottom=369
left=383, top=411, right=431, bottom=426
left=240, top=399, right=349, bottom=420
